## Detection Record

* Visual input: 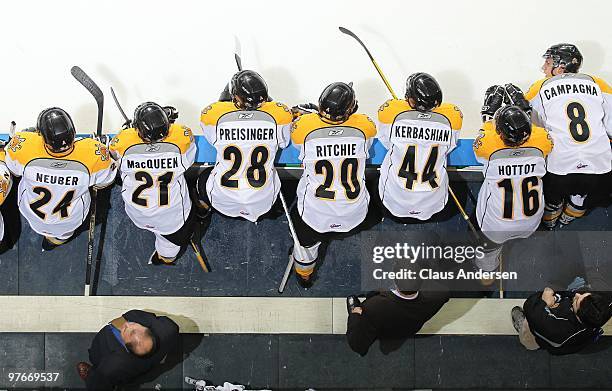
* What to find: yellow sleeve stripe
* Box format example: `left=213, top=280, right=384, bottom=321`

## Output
left=525, top=78, right=547, bottom=101
left=592, top=76, right=612, bottom=94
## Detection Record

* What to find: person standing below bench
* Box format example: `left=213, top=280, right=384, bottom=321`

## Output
left=77, top=309, right=179, bottom=390
left=512, top=287, right=611, bottom=354
left=345, top=260, right=450, bottom=356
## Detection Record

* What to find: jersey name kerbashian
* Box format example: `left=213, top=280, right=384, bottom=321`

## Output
left=291, top=113, right=377, bottom=233
left=474, top=122, right=553, bottom=244
left=0, top=149, right=13, bottom=241
left=200, top=101, right=293, bottom=222
left=110, top=124, right=196, bottom=235
left=4, top=132, right=116, bottom=238
left=377, top=99, right=463, bottom=219
left=526, top=73, right=612, bottom=175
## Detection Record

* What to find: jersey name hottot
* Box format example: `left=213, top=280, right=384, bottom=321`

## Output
left=316, top=143, right=357, bottom=158
left=35, top=173, right=79, bottom=186
left=126, top=157, right=179, bottom=170
left=394, top=125, right=451, bottom=143
left=542, top=82, right=599, bottom=101
left=218, top=127, right=275, bottom=141
left=498, top=163, right=537, bottom=176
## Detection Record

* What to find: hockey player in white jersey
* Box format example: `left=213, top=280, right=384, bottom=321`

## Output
left=196, top=70, right=293, bottom=221
left=525, top=43, right=612, bottom=228
left=110, top=102, right=197, bottom=265
left=377, top=72, right=463, bottom=221
left=290, top=82, right=377, bottom=287
left=473, top=86, right=553, bottom=272
left=0, top=141, right=13, bottom=247
left=4, top=108, right=117, bottom=250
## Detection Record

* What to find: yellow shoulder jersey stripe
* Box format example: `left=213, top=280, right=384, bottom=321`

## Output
left=7, top=131, right=112, bottom=174
left=291, top=113, right=376, bottom=145
left=474, top=121, right=553, bottom=159
left=200, top=102, right=239, bottom=126
left=110, top=128, right=142, bottom=156
left=525, top=78, right=548, bottom=101
left=378, top=99, right=462, bottom=130
left=591, top=76, right=612, bottom=93
left=110, top=123, right=193, bottom=156
left=258, top=101, right=293, bottom=125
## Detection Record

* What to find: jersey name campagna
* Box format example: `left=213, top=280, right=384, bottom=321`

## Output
left=200, top=101, right=293, bottom=222
left=110, top=124, right=196, bottom=235
left=291, top=113, right=377, bottom=233
left=474, top=121, right=553, bottom=244
left=377, top=99, right=462, bottom=219
left=0, top=150, right=13, bottom=241
left=4, top=132, right=116, bottom=238
left=526, top=73, right=612, bottom=175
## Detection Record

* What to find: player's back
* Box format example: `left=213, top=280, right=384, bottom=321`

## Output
left=377, top=99, right=462, bottom=219
left=4, top=131, right=115, bottom=237
left=110, top=124, right=196, bottom=235
left=526, top=73, right=612, bottom=175
left=291, top=112, right=377, bottom=233
left=474, top=122, right=553, bottom=243
left=200, top=101, right=293, bottom=221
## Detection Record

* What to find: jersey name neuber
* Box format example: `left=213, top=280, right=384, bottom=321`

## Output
left=127, top=157, right=179, bottom=170
left=498, top=163, right=537, bottom=176
left=394, top=125, right=451, bottom=143
left=35, top=173, right=79, bottom=186
left=543, top=82, right=598, bottom=101
left=218, top=127, right=275, bottom=141
left=316, top=143, right=357, bottom=158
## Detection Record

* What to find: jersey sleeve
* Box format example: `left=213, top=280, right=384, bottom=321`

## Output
left=376, top=99, right=401, bottom=149
left=268, top=102, right=294, bottom=149
left=356, top=114, right=377, bottom=139
left=4, top=132, right=29, bottom=177
left=532, top=126, right=554, bottom=157
left=592, top=76, right=612, bottom=138
left=473, top=121, right=498, bottom=164
left=0, top=152, right=12, bottom=206
left=525, top=79, right=547, bottom=128
left=290, top=115, right=310, bottom=146
left=180, top=126, right=197, bottom=168
left=200, top=102, right=222, bottom=145
left=89, top=142, right=118, bottom=189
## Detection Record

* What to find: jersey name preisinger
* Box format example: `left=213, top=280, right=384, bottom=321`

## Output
left=542, top=83, right=599, bottom=101
left=126, top=157, right=179, bottom=170
left=316, top=143, right=357, bottom=158
left=497, top=163, right=537, bottom=176
left=394, top=125, right=451, bottom=143
left=218, top=127, right=275, bottom=141
left=35, top=173, right=79, bottom=186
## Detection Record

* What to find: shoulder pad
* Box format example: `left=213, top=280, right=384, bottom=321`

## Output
left=378, top=99, right=411, bottom=124
left=200, top=102, right=238, bottom=126
left=260, top=101, right=293, bottom=125
left=435, top=103, right=463, bottom=130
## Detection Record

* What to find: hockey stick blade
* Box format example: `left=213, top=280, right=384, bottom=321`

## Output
left=71, top=66, right=104, bottom=137
left=339, top=27, right=375, bottom=62
left=110, top=87, right=132, bottom=126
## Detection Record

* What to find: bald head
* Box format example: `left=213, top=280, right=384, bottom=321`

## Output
left=121, top=322, right=155, bottom=357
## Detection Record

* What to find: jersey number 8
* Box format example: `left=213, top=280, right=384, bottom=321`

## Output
left=566, top=102, right=590, bottom=143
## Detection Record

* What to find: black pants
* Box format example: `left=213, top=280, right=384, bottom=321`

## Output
left=543, top=172, right=608, bottom=206
left=162, top=204, right=197, bottom=247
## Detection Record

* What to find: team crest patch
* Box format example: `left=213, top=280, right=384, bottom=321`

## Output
left=95, top=143, right=110, bottom=161
left=7, top=136, right=25, bottom=153
left=0, top=175, right=9, bottom=196
left=201, top=105, right=213, bottom=115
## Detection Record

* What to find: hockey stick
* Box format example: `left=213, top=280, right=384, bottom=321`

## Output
left=71, top=66, right=104, bottom=297
left=110, top=87, right=132, bottom=128
left=232, top=37, right=307, bottom=292
left=338, top=26, right=481, bottom=240
left=9, top=121, right=16, bottom=138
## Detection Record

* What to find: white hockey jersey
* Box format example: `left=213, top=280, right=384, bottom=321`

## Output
left=0, top=149, right=13, bottom=242
left=110, top=124, right=196, bottom=235
left=291, top=112, right=377, bottom=233
left=377, top=99, right=463, bottom=219
left=5, top=132, right=116, bottom=238
left=200, top=101, right=293, bottom=222
left=474, top=121, right=553, bottom=244
left=526, top=73, right=612, bottom=175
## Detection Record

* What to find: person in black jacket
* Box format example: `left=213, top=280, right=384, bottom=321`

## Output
left=345, top=260, right=450, bottom=356
left=77, top=309, right=180, bottom=390
left=512, top=288, right=611, bottom=354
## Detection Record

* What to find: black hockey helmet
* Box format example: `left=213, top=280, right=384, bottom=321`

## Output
left=494, top=105, right=532, bottom=147
left=133, top=102, right=170, bottom=142
left=37, top=107, right=76, bottom=153
left=405, top=72, right=443, bottom=112
left=230, top=70, right=268, bottom=110
left=543, top=43, right=583, bottom=73
left=318, top=82, right=358, bottom=122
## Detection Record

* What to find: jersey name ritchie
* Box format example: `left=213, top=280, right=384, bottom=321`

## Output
left=394, top=125, right=451, bottom=142
left=316, top=143, right=357, bottom=158
left=542, top=82, right=598, bottom=100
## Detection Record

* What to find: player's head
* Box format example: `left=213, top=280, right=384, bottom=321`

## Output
left=405, top=72, right=443, bottom=112
left=494, top=105, right=532, bottom=147
left=574, top=293, right=612, bottom=328
left=37, top=107, right=76, bottom=154
left=318, top=82, right=358, bottom=122
left=231, top=70, right=268, bottom=110
left=133, top=102, right=170, bottom=143
left=542, top=43, right=583, bottom=77
left=121, top=321, right=157, bottom=357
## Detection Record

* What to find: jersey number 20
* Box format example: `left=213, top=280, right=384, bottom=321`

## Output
left=315, top=158, right=360, bottom=200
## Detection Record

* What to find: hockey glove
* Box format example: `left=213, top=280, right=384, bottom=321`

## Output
left=481, top=85, right=504, bottom=122
left=163, top=106, right=179, bottom=124
left=504, top=83, right=532, bottom=116
left=291, top=103, right=319, bottom=119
